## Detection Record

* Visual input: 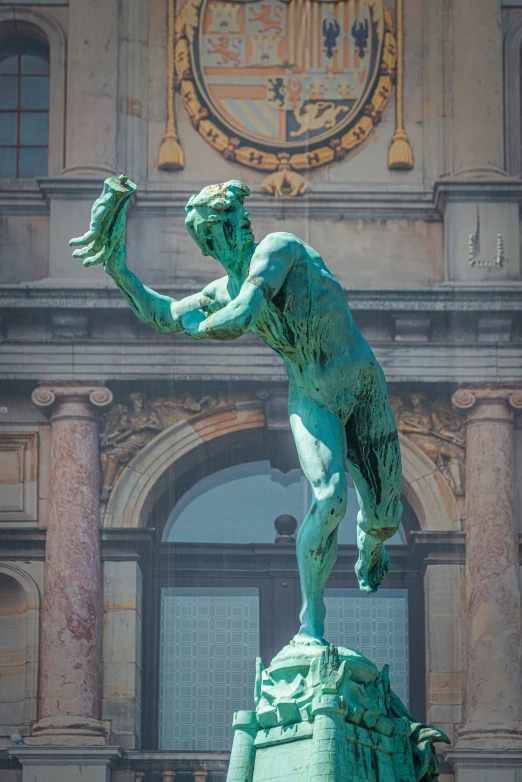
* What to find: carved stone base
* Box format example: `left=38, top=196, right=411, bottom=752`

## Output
left=27, top=716, right=107, bottom=746
left=8, top=746, right=122, bottom=782
left=445, top=748, right=522, bottom=782
left=226, top=641, right=449, bottom=782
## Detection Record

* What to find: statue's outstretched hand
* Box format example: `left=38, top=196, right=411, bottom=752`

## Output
left=69, top=175, right=136, bottom=274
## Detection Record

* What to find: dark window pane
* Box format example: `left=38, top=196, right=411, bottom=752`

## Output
left=20, top=76, right=49, bottom=109
left=0, top=113, right=17, bottom=145
left=20, top=112, right=48, bottom=146
left=0, top=55, right=18, bottom=75
left=0, top=147, right=16, bottom=177
left=0, top=76, right=18, bottom=109
left=19, top=146, right=47, bottom=177
left=21, top=54, right=48, bottom=75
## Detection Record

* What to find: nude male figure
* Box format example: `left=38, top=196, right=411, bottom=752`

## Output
left=71, top=178, right=403, bottom=644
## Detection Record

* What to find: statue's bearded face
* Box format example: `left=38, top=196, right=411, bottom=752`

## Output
left=185, top=181, right=254, bottom=263
left=207, top=196, right=254, bottom=258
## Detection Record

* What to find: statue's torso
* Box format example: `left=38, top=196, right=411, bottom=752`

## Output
left=206, top=235, right=382, bottom=418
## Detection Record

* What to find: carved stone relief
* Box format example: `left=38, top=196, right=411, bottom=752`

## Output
left=389, top=392, right=465, bottom=497
left=99, top=392, right=219, bottom=499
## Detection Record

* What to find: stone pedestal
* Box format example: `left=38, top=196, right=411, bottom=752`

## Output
left=30, top=383, right=113, bottom=745
left=449, top=386, right=522, bottom=780
left=226, top=643, right=448, bottom=782
left=8, top=747, right=122, bottom=782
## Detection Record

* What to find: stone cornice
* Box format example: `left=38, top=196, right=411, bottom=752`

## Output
left=3, top=177, right=522, bottom=218
left=434, top=177, right=522, bottom=211
left=2, top=284, right=521, bottom=312
left=445, top=748, right=522, bottom=768
left=8, top=178, right=441, bottom=220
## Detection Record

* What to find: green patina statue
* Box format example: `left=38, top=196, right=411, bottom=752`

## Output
left=71, top=176, right=449, bottom=782
left=71, top=176, right=402, bottom=645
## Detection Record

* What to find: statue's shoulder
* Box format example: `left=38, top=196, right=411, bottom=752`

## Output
left=257, top=231, right=303, bottom=257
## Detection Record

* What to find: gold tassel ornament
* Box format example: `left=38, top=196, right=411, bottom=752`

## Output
left=158, top=0, right=185, bottom=170
left=388, top=0, right=413, bottom=170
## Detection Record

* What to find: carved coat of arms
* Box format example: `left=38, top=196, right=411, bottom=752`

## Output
left=169, top=0, right=398, bottom=192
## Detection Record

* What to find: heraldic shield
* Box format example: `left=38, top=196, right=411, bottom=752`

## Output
left=173, top=0, right=397, bottom=187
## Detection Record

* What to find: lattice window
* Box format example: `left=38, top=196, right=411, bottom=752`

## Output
left=324, top=588, right=409, bottom=706
left=0, top=28, right=49, bottom=178
left=160, top=587, right=260, bottom=751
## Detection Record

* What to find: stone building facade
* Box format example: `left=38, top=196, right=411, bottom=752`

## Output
left=0, top=0, right=521, bottom=781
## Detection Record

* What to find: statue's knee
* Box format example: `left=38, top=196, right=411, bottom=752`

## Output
left=320, top=488, right=347, bottom=526
left=357, top=499, right=402, bottom=542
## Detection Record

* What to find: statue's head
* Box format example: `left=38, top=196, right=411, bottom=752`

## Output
left=410, top=392, right=427, bottom=411
left=129, top=392, right=145, bottom=411
left=185, top=181, right=254, bottom=264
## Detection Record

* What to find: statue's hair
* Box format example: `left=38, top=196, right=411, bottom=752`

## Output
left=185, top=180, right=250, bottom=253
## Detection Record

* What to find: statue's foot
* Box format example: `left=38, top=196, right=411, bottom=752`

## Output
left=355, top=543, right=390, bottom=594
left=293, top=626, right=328, bottom=647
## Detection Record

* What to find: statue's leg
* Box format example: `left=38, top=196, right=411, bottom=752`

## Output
left=344, top=395, right=403, bottom=594
left=289, top=395, right=348, bottom=643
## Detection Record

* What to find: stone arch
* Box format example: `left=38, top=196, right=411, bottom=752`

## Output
left=399, top=434, right=461, bottom=532
left=0, top=564, right=40, bottom=735
left=504, top=11, right=522, bottom=176
left=0, top=8, right=66, bottom=175
left=104, top=404, right=460, bottom=532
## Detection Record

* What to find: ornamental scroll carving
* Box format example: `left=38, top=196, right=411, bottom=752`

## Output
left=99, top=392, right=219, bottom=500
left=389, top=392, right=465, bottom=497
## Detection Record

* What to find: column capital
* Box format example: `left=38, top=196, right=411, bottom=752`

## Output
left=32, top=382, right=113, bottom=412
left=452, top=385, right=522, bottom=418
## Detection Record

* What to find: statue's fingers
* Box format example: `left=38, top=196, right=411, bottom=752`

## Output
left=69, top=229, right=97, bottom=247
left=71, top=243, right=95, bottom=259
left=83, top=245, right=108, bottom=267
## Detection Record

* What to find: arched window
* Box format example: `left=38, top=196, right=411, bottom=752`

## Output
left=163, top=460, right=406, bottom=546
left=147, top=436, right=419, bottom=753
left=0, top=23, right=49, bottom=178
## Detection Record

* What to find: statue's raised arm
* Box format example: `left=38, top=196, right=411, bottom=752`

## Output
left=69, top=175, right=210, bottom=335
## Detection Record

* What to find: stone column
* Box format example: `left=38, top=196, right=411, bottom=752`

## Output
left=451, top=386, right=522, bottom=752
left=62, top=0, right=118, bottom=177
left=30, top=383, right=113, bottom=745
left=451, top=0, right=504, bottom=177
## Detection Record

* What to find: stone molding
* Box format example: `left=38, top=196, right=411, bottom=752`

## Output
left=3, top=283, right=522, bottom=311
left=445, top=747, right=522, bottom=768
left=8, top=746, right=122, bottom=766
left=7, top=176, right=522, bottom=219
left=6, top=178, right=441, bottom=220
left=434, top=177, right=522, bottom=212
